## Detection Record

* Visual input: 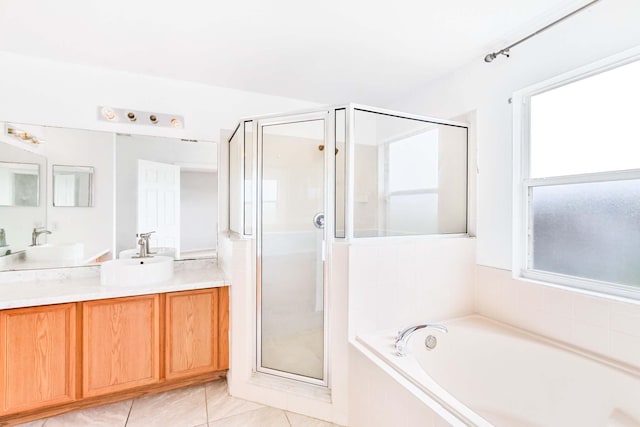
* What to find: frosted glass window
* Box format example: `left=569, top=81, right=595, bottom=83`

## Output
left=389, top=193, right=438, bottom=236
left=0, top=162, right=39, bottom=207
left=531, top=179, right=640, bottom=287
left=522, top=57, right=640, bottom=297
left=530, top=60, right=640, bottom=178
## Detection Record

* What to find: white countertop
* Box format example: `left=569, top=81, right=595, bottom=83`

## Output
left=0, top=261, right=229, bottom=310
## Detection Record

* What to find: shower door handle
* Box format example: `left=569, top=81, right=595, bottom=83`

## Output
left=313, top=212, right=325, bottom=229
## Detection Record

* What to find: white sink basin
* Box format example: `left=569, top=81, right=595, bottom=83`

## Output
left=100, top=256, right=174, bottom=286
left=26, top=243, right=84, bottom=263
left=119, top=247, right=176, bottom=259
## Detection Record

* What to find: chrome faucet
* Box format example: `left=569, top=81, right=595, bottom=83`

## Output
left=31, top=228, right=52, bottom=246
left=0, top=228, right=6, bottom=247
left=394, top=323, right=448, bottom=356
left=133, top=231, right=155, bottom=258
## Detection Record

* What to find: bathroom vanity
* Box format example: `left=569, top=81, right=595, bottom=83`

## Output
left=0, top=263, right=229, bottom=426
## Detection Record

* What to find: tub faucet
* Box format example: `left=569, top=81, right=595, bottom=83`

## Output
left=31, top=228, right=52, bottom=246
left=395, top=323, right=448, bottom=356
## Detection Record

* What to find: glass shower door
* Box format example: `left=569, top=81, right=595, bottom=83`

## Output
left=258, top=115, right=327, bottom=384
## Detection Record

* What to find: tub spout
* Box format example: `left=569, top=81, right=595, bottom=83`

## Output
left=395, top=323, right=448, bottom=356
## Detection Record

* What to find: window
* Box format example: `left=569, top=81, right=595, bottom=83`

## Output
left=514, top=51, right=640, bottom=299
left=386, top=128, right=439, bottom=235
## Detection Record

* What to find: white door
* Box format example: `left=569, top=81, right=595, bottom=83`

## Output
left=137, top=160, right=181, bottom=257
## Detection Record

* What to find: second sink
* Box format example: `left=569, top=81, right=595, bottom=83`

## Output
left=26, top=243, right=84, bottom=263
left=100, top=256, right=174, bottom=286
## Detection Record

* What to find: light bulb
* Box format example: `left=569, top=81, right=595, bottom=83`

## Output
left=101, top=107, right=118, bottom=121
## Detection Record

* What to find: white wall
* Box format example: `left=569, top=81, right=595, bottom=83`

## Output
left=0, top=52, right=320, bottom=143
left=45, top=127, right=114, bottom=259
left=0, top=141, right=47, bottom=252
left=390, top=0, right=640, bottom=269
left=180, top=171, right=218, bottom=251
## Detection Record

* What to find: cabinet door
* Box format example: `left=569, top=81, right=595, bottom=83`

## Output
left=165, top=288, right=228, bottom=379
left=0, top=303, right=76, bottom=414
left=82, top=295, right=160, bottom=397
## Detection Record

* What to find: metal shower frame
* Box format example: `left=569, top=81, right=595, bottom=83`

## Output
left=228, top=103, right=469, bottom=388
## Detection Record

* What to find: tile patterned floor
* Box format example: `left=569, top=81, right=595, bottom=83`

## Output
left=16, top=379, right=343, bottom=427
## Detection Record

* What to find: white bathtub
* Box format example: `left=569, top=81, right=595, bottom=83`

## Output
left=355, top=315, right=640, bottom=427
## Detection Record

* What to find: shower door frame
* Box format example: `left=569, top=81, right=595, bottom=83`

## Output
left=255, top=110, right=334, bottom=387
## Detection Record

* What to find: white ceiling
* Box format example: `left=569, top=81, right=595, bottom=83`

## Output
left=0, top=0, right=590, bottom=106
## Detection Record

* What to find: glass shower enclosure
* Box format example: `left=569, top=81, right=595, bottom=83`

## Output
left=229, top=104, right=469, bottom=386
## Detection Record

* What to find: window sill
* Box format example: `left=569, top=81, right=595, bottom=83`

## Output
left=515, top=269, right=640, bottom=305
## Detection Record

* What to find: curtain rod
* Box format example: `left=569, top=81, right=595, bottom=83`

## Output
left=484, top=0, right=601, bottom=63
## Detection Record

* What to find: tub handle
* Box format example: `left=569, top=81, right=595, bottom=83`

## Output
left=395, top=323, right=448, bottom=356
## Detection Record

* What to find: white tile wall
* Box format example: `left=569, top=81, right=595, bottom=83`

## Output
left=475, top=265, right=640, bottom=369
left=348, top=237, right=476, bottom=338
left=348, top=344, right=444, bottom=427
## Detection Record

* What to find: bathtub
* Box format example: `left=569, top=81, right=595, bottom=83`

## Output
left=353, top=315, right=640, bottom=427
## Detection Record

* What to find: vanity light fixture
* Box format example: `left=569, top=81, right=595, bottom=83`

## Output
left=7, top=127, right=45, bottom=145
left=97, top=106, right=185, bottom=129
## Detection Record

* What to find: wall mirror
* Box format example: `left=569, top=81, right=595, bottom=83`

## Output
left=0, top=161, right=40, bottom=207
left=0, top=121, right=218, bottom=272
left=53, top=165, right=94, bottom=207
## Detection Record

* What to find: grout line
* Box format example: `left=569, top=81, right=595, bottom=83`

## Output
left=208, top=407, right=266, bottom=424
left=284, top=411, right=293, bottom=427
left=123, top=398, right=134, bottom=427
left=204, top=382, right=210, bottom=423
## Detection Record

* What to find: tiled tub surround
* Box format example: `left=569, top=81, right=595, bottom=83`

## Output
left=475, top=265, right=640, bottom=370
left=0, top=258, right=228, bottom=309
left=348, top=237, right=476, bottom=337
left=352, top=315, right=640, bottom=427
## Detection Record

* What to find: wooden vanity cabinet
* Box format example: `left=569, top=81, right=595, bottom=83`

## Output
left=82, top=294, right=161, bottom=398
left=0, top=286, right=228, bottom=423
left=0, top=303, right=77, bottom=415
left=165, top=287, right=229, bottom=379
